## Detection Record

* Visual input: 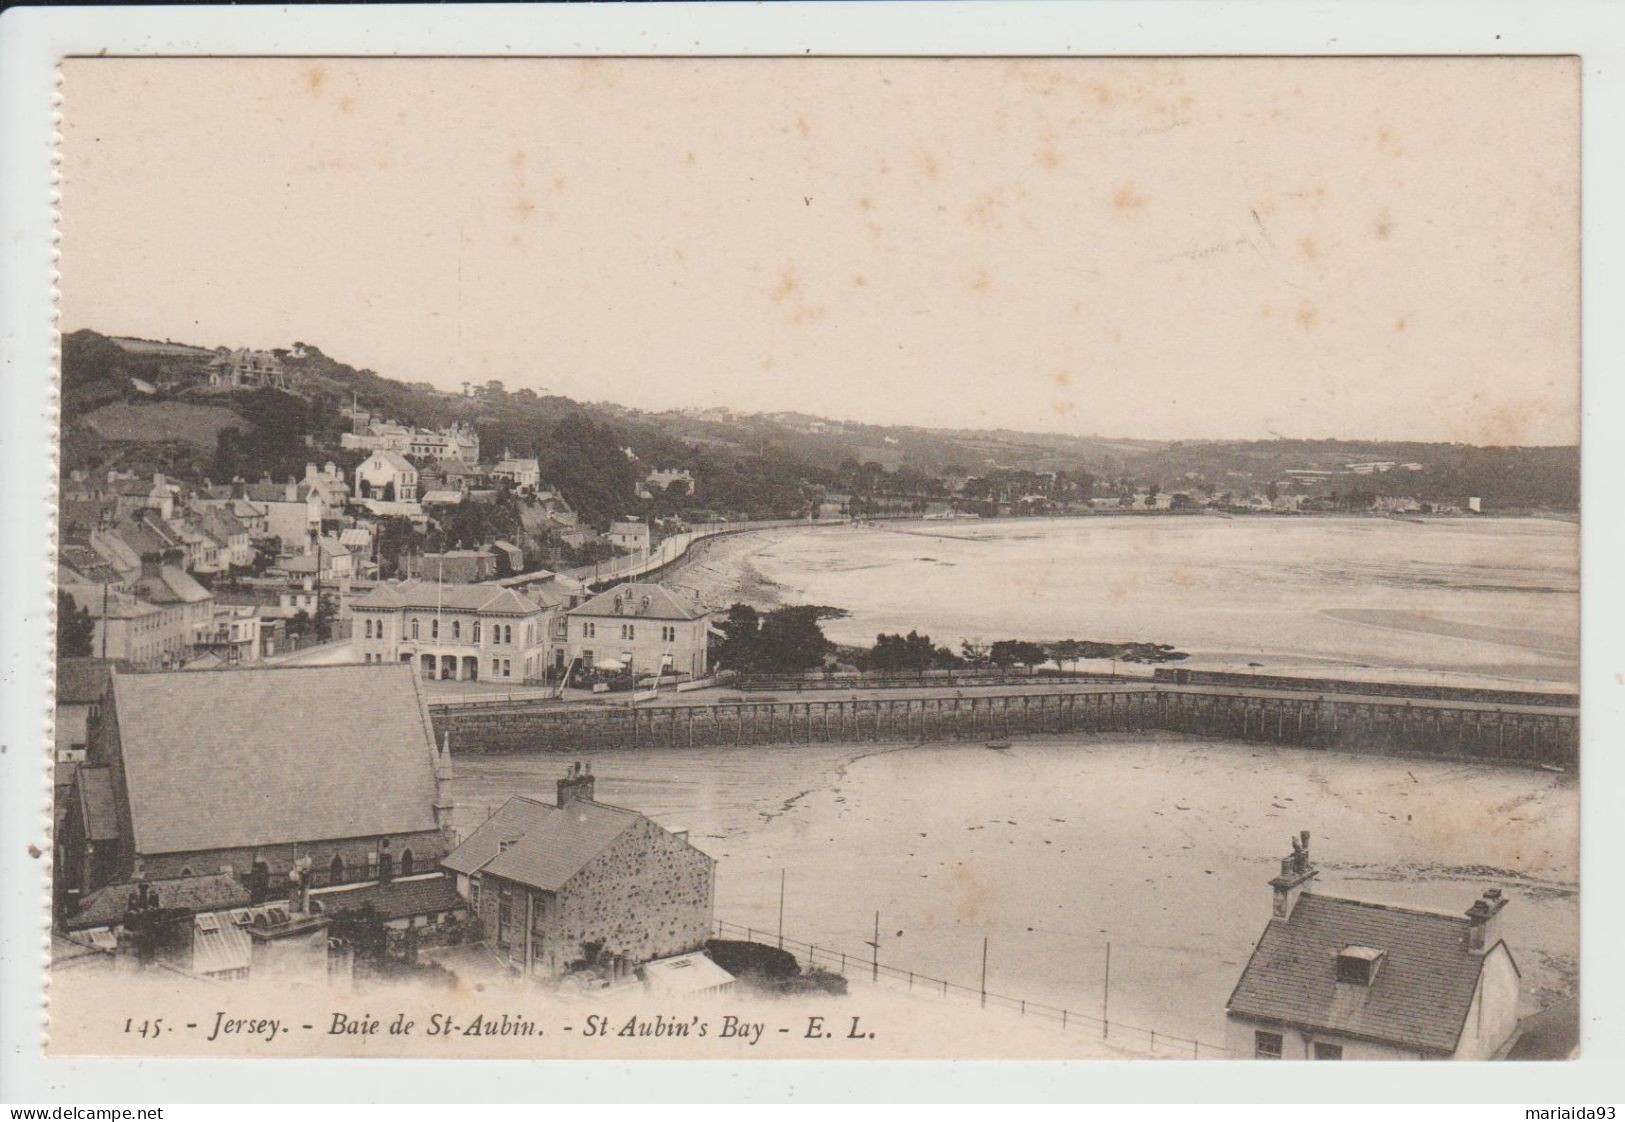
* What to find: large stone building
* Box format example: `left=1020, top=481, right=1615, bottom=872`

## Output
left=565, top=582, right=713, bottom=681
left=1225, top=832, right=1522, bottom=1060
left=442, top=763, right=716, bottom=981
left=351, top=578, right=566, bottom=682
left=57, top=663, right=456, bottom=912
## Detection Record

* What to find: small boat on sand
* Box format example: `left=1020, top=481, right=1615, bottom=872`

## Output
left=985, top=741, right=1011, bottom=751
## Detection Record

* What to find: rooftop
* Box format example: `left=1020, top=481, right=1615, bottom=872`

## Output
left=570, top=582, right=709, bottom=622
left=443, top=794, right=647, bottom=892
left=352, top=578, right=546, bottom=616
left=1227, top=893, right=1513, bottom=1054
left=108, top=663, right=442, bottom=856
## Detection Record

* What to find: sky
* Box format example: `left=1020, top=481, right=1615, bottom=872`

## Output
left=59, top=56, right=1579, bottom=444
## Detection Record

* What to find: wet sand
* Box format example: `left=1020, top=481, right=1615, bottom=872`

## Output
left=451, top=734, right=1578, bottom=1051
left=664, top=517, right=1579, bottom=689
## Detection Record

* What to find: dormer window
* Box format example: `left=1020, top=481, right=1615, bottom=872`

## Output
left=1335, top=946, right=1385, bottom=986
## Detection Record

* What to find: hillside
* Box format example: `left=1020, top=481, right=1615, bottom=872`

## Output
left=57, top=329, right=1581, bottom=520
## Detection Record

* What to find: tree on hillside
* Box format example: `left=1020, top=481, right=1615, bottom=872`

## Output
left=57, top=591, right=95, bottom=658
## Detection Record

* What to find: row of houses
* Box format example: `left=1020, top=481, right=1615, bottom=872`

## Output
left=54, top=662, right=722, bottom=995
left=351, top=579, right=713, bottom=683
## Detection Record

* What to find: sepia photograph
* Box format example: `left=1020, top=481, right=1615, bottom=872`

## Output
left=16, top=36, right=1600, bottom=1086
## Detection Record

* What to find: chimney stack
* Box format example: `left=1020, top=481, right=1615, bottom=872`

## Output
left=1269, top=830, right=1318, bottom=920
left=557, top=761, right=596, bottom=808
left=1465, top=887, right=1508, bottom=955
left=231, top=476, right=246, bottom=500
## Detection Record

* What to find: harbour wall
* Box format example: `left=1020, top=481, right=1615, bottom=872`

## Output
left=430, top=686, right=1579, bottom=770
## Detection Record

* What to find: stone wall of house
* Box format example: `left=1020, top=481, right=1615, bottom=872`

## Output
left=549, top=817, right=715, bottom=970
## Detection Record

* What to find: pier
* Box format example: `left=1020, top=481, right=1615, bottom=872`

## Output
left=429, top=679, right=1579, bottom=769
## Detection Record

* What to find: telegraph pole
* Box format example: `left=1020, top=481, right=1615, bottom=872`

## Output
left=863, top=911, right=880, bottom=982
left=777, top=869, right=786, bottom=950
left=980, top=936, right=989, bottom=1008
left=1102, top=941, right=1112, bottom=1040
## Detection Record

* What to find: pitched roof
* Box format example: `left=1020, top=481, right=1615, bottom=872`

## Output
left=59, top=545, right=122, bottom=586
left=66, top=872, right=250, bottom=931
left=137, top=566, right=212, bottom=605
left=108, top=664, right=442, bottom=855
left=570, top=582, right=709, bottom=621
left=76, top=767, right=121, bottom=841
left=309, top=872, right=462, bottom=921
left=442, top=795, right=640, bottom=892
left=56, top=658, right=121, bottom=705
left=352, top=578, right=544, bottom=616
left=1227, top=893, right=1505, bottom=1054
left=366, top=450, right=417, bottom=473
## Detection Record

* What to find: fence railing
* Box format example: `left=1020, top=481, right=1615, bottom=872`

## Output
left=711, top=919, right=1229, bottom=1059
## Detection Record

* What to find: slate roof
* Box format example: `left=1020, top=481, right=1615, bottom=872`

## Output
left=309, top=872, right=463, bottom=921
left=137, top=566, right=212, bottom=605
left=441, top=795, right=641, bottom=892
left=570, top=582, right=709, bottom=622
left=66, top=872, right=250, bottom=931
left=108, top=664, right=442, bottom=855
left=59, top=545, right=122, bottom=587
left=365, top=450, right=417, bottom=474
left=352, top=578, right=544, bottom=616
left=1227, top=893, right=1509, bottom=1054
left=76, top=767, right=121, bottom=841
left=57, top=658, right=120, bottom=705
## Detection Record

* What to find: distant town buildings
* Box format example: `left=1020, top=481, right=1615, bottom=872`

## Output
left=1226, top=832, right=1521, bottom=1060
left=208, top=347, right=294, bottom=391
left=565, top=581, right=712, bottom=681
left=607, top=519, right=652, bottom=555
left=442, top=762, right=717, bottom=981
left=342, top=419, right=480, bottom=463
left=639, top=467, right=696, bottom=500
left=492, top=455, right=542, bottom=491
left=355, top=450, right=420, bottom=503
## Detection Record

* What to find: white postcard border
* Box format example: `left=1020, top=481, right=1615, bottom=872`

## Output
left=2, top=0, right=1622, bottom=1103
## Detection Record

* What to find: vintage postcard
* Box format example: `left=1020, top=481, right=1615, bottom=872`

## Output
left=35, top=49, right=1586, bottom=1070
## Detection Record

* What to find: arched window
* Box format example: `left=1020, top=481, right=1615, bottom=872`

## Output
left=400, top=849, right=414, bottom=876
left=364, top=618, right=374, bottom=639
left=329, top=854, right=344, bottom=884
left=431, top=619, right=439, bottom=639
left=473, top=620, right=481, bottom=643
left=452, top=620, right=460, bottom=640
left=504, top=624, right=513, bottom=644
left=180, top=867, right=193, bottom=877
left=378, top=850, right=394, bottom=882
left=411, top=617, right=420, bottom=639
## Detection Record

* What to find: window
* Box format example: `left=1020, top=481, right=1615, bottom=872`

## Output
left=1313, top=1042, right=1343, bottom=1060
left=505, top=624, right=513, bottom=644
left=583, top=621, right=595, bottom=638
left=1336, top=948, right=1384, bottom=986
left=662, top=625, right=676, bottom=643
left=452, top=620, right=460, bottom=640
left=400, top=849, right=413, bottom=876
left=364, top=619, right=373, bottom=639
left=329, top=855, right=344, bottom=884
left=1254, top=1031, right=1284, bottom=1059
left=431, top=619, right=439, bottom=640
left=497, top=887, right=513, bottom=949
left=473, top=620, right=481, bottom=643
left=622, top=624, right=636, bottom=640
left=411, top=618, right=420, bottom=639
left=469, top=874, right=482, bottom=910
